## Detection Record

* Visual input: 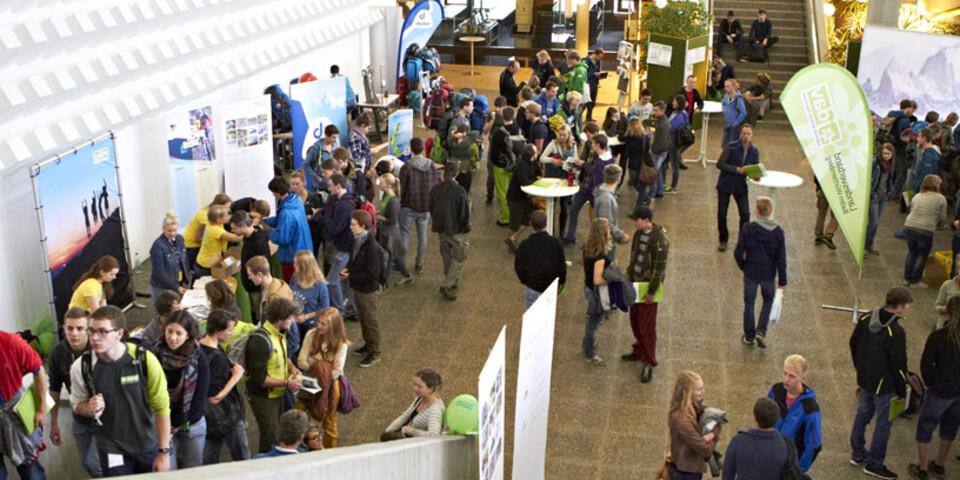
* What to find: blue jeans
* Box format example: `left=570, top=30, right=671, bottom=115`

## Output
left=563, top=190, right=591, bottom=244
left=326, top=250, right=351, bottom=313
left=582, top=287, right=604, bottom=358
left=904, top=229, right=933, bottom=284
left=722, top=124, right=741, bottom=147
left=633, top=177, right=651, bottom=208
left=202, top=420, right=251, bottom=464
left=399, top=208, right=430, bottom=270
left=0, top=454, right=45, bottom=480
left=662, top=147, right=683, bottom=190
left=865, top=195, right=885, bottom=250
left=651, top=152, right=668, bottom=197
left=73, top=417, right=101, bottom=477
left=743, top=277, right=776, bottom=340
left=170, top=417, right=207, bottom=469
left=524, top=287, right=542, bottom=310
left=850, top=391, right=895, bottom=469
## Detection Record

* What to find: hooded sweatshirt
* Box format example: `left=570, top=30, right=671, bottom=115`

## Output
left=721, top=429, right=790, bottom=480
left=911, top=144, right=941, bottom=193
left=734, top=217, right=787, bottom=285
left=593, top=184, right=625, bottom=243
left=266, top=194, right=313, bottom=264
left=850, top=308, right=908, bottom=397
left=400, top=155, right=439, bottom=213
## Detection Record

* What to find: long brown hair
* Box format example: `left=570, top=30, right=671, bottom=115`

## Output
left=946, top=296, right=960, bottom=349
left=583, top=218, right=611, bottom=258
left=204, top=279, right=236, bottom=310
left=310, top=307, right=350, bottom=360
left=669, top=371, right=703, bottom=423
left=74, top=255, right=119, bottom=299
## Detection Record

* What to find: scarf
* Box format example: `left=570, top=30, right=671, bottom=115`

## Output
left=160, top=340, right=200, bottom=423
left=352, top=230, right=369, bottom=258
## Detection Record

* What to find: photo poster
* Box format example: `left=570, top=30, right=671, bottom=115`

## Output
left=167, top=105, right=222, bottom=227
left=647, top=42, right=673, bottom=67
left=221, top=96, right=274, bottom=203
left=388, top=109, right=413, bottom=162
left=857, top=25, right=960, bottom=118
left=290, top=77, right=348, bottom=190
left=32, top=137, right=132, bottom=323
left=512, top=280, right=558, bottom=480
left=479, top=326, right=506, bottom=480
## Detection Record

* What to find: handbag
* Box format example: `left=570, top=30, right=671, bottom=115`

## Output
left=337, top=375, right=361, bottom=414
left=205, top=395, right=243, bottom=439
left=638, top=161, right=658, bottom=185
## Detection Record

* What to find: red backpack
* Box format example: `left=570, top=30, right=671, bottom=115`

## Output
left=352, top=196, right=379, bottom=235
left=424, top=87, right=449, bottom=130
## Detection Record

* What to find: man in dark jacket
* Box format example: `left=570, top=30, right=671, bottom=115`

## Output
left=717, top=10, right=743, bottom=57
left=650, top=102, right=672, bottom=199
left=499, top=60, right=523, bottom=107
left=515, top=210, right=566, bottom=309
left=739, top=8, right=778, bottom=61
left=673, top=75, right=704, bottom=123
left=231, top=210, right=271, bottom=320
left=318, top=174, right=355, bottom=315
left=345, top=210, right=384, bottom=368
left=849, top=287, right=912, bottom=480
left=400, top=138, right=439, bottom=275
left=429, top=163, right=470, bottom=301
left=584, top=49, right=606, bottom=120
left=734, top=196, right=786, bottom=348
left=886, top=99, right=917, bottom=200
left=716, top=124, right=759, bottom=251
left=722, top=398, right=800, bottom=480
left=623, top=205, right=669, bottom=383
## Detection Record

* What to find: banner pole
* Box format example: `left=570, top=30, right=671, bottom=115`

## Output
left=30, top=160, right=60, bottom=331
left=109, top=131, right=146, bottom=311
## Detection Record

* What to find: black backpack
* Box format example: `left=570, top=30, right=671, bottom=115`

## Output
left=204, top=349, right=244, bottom=439
left=264, top=85, right=293, bottom=133
left=493, top=126, right=525, bottom=170
left=675, top=123, right=695, bottom=149
left=81, top=343, right=148, bottom=399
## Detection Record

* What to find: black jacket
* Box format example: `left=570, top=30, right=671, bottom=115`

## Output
left=499, top=68, right=520, bottom=106
left=429, top=180, right=470, bottom=235
left=734, top=219, right=787, bottom=285
left=515, top=232, right=566, bottom=292
left=672, top=88, right=704, bottom=119
left=920, top=328, right=960, bottom=398
left=533, top=60, right=555, bottom=88
left=620, top=134, right=651, bottom=170
left=507, top=159, right=539, bottom=201
left=850, top=309, right=909, bottom=397
left=719, top=18, right=743, bottom=39
left=240, top=227, right=271, bottom=292
left=347, top=233, right=383, bottom=294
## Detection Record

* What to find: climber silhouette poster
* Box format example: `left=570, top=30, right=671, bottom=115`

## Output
left=31, top=136, right=132, bottom=323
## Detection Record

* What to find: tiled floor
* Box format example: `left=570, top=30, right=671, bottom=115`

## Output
left=124, top=65, right=954, bottom=479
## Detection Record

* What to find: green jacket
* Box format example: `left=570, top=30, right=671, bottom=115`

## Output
left=562, top=61, right=588, bottom=99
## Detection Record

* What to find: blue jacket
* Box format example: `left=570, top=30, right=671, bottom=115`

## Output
left=716, top=140, right=759, bottom=194
left=912, top=146, right=941, bottom=193
left=769, top=383, right=822, bottom=472
left=734, top=218, right=787, bottom=285
left=954, top=124, right=960, bottom=149
left=885, top=110, right=912, bottom=146
left=722, top=93, right=747, bottom=127
left=669, top=111, right=689, bottom=141
left=321, top=193, right=356, bottom=252
left=534, top=92, right=561, bottom=120
left=149, top=234, right=189, bottom=290
left=265, top=194, right=313, bottom=264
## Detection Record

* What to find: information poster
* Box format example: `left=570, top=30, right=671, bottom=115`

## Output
left=511, top=280, right=558, bottom=480
left=220, top=96, right=274, bottom=203
left=479, top=326, right=506, bottom=480
left=648, top=42, right=673, bottom=67
left=290, top=77, right=348, bottom=188
left=167, top=105, right=221, bottom=226
left=388, top=109, right=413, bottom=162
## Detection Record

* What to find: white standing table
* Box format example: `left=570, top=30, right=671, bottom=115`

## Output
left=521, top=178, right=581, bottom=237
left=684, top=100, right=724, bottom=168
left=749, top=170, right=804, bottom=202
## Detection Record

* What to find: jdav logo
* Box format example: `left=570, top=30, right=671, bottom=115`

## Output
left=413, top=10, right=432, bottom=28
left=800, top=84, right=841, bottom=148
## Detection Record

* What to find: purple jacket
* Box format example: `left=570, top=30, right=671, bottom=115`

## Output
left=580, top=151, right=615, bottom=201
left=338, top=375, right=360, bottom=414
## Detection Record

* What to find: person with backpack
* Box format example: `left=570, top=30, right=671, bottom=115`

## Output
left=305, top=125, right=341, bottom=189
left=504, top=145, right=542, bottom=253
left=650, top=102, right=672, bottom=200
left=909, top=295, right=960, bottom=479
left=499, top=60, right=523, bottom=106
left=348, top=114, right=373, bottom=199
left=722, top=398, right=803, bottom=480
left=69, top=306, right=171, bottom=476
left=716, top=124, right=759, bottom=252
left=849, top=287, right=912, bottom=480
left=663, top=95, right=691, bottom=194
left=263, top=176, right=313, bottom=282
left=721, top=79, right=747, bottom=148
left=768, top=355, right=823, bottom=473
left=483, top=96, right=509, bottom=205
left=344, top=210, right=385, bottom=368
left=884, top=99, right=917, bottom=201
left=430, top=163, right=471, bottom=301
left=491, top=107, right=523, bottom=227
left=199, top=309, right=249, bottom=464
left=524, top=103, right=551, bottom=154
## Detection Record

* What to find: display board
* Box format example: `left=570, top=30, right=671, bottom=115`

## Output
left=396, top=0, right=444, bottom=79
left=220, top=96, right=274, bottom=203
left=647, top=33, right=709, bottom=126
left=858, top=25, right=960, bottom=117
left=512, top=280, right=558, bottom=480
left=479, top=326, right=506, bottom=480
left=167, top=105, right=221, bottom=226
left=31, top=136, right=133, bottom=323
left=290, top=77, right=349, bottom=188
left=388, top=109, right=413, bottom=162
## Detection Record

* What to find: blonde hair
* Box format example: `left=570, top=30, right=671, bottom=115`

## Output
left=783, top=355, right=809, bottom=377
left=380, top=173, right=398, bottom=195
left=207, top=204, right=229, bottom=224
left=624, top=117, right=645, bottom=137
left=755, top=196, right=774, bottom=218
left=293, top=250, right=325, bottom=288
left=290, top=170, right=306, bottom=183
left=556, top=124, right=575, bottom=149
left=669, top=371, right=704, bottom=422
left=566, top=91, right=582, bottom=103
left=162, top=211, right=179, bottom=228
left=536, top=50, right=550, bottom=62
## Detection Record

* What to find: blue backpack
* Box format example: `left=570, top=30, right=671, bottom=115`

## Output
left=469, top=95, right=489, bottom=132
left=405, top=58, right=423, bottom=86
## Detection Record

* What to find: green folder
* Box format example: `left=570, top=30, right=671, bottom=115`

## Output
left=634, top=282, right=665, bottom=303
left=14, top=387, right=41, bottom=435
left=742, top=163, right=767, bottom=179
left=532, top=178, right=555, bottom=188
left=888, top=385, right=912, bottom=421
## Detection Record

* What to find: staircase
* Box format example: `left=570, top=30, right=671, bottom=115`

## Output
left=713, top=0, right=812, bottom=129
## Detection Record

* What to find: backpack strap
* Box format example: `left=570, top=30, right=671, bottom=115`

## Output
left=81, top=350, right=96, bottom=395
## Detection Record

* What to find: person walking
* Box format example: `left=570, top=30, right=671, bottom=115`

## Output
left=734, top=196, right=787, bottom=348
left=663, top=95, right=690, bottom=194
left=592, top=164, right=630, bottom=248
left=515, top=210, right=566, bottom=309
left=849, top=287, right=912, bottom=480
left=866, top=143, right=895, bottom=255
left=716, top=124, right=759, bottom=252
left=399, top=138, right=439, bottom=276
left=903, top=174, right=948, bottom=288
left=768, top=355, right=823, bottom=473
left=722, top=398, right=801, bottom=479
left=582, top=218, right=614, bottom=366
left=622, top=206, right=668, bottom=383
left=429, top=163, right=471, bottom=301
left=908, top=295, right=960, bottom=479
left=668, top=371, right=720, bottom=480
left=649, top=102, right=671, bottom=200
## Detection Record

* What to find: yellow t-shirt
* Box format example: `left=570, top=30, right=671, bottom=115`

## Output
left=183, top=207, right=209, bottom=249
left=196, top=223, right=228, bottom=269
left=68, top=278, right=103, bottom=311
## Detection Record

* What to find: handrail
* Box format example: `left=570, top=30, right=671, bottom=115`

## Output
left=803, top=0, right=826, bottom=64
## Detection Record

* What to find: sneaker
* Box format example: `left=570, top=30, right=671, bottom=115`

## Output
left=585, top=355, right=606, bottom=366
left=907, top=464, right=928, bottom=480
left=664, top=186, right=677, bottom=194
left=504, top=238, right=518, bottom=254
left=867, top=247, right=881, bottom=256
left=358, top=353, right=381, bottom=368
left=718, top=242, right=728, bottom=252
left=415, top=265, right=424, bottom=274
left=439, top=286, right=457, bottom=301
left=495, top=220, right=509, bottom=227
left=621, top=352, right=642, bottom=362
left=822, top=236, right=837, bottom=250
left=352, top=345, right=368, bottom=357
left=815, top=236, right=824, bottom=246
left=755, top=334, right=767, bottom=349
left=851, top=458, right=866, bottom=467
left=640, top=363, right=653, bottom=383
left=903, top=280, right=913, bottom=286
left=864, top=464, right=898, bottom=480
left=742, top=335, right=755, bottom=346
left=895, top=230, right=906, bottom=239
left=911, top=282, right=930, bottom=289
left=927, top=461, right=945, bottom=479
left=395, top=275, right=414, bottom=286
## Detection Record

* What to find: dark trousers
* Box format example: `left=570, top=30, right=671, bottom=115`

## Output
left=850, top=391, right=895, bottom=470
left=99, top=449, right=156, bottom=477
left=355, top=290, right=381, bottom=354
left=717, top=190, right=750, bottom=243
left=186, top=247, right=199, bottom=272
left=889, top=145, right=909, bottom=201
left=904, top=229, right=933, bottom=284
left=952, top=235, right=960, bottom=278
left=743, top=276, right=775, bottom=339
left=486, top=157, right=495, bottom=200
left=629, top=303, right=659, bottom=366
left=0, top=454, right=45, bottom=480
left=248, top=394, right=283, bottom=454
left=456, top=171, right=473, bottom=194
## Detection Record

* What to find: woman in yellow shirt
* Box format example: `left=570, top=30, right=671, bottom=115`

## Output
left=68, top=255, right=120, bottom=312
left=183, top=193, right=232, bottom=270
left=194, top=205, right=243, bottom=278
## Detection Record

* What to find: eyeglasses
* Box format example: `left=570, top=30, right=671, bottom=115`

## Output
left=86, top=327, right=119, bottom=337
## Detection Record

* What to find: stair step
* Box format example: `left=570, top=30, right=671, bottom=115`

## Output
left=722, top=18, right=806, bottom=28
left=718, top=0, right=806, bottom=9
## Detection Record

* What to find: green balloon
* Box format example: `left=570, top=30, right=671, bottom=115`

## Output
left=37, top=332, right=56, bottom=356
left=445, top=394, right=479, bottom=435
